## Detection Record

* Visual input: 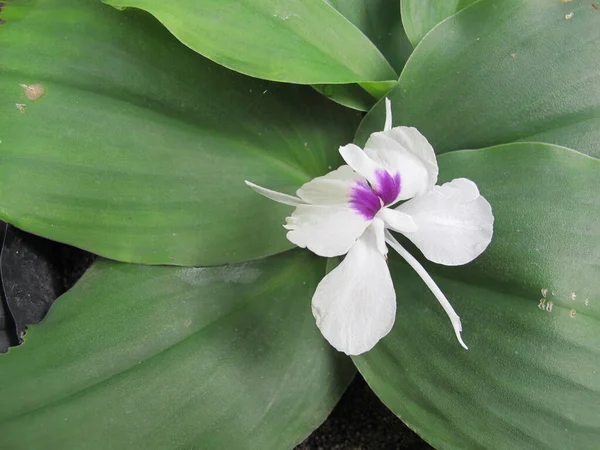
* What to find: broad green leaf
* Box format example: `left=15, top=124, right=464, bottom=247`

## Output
left=359, top=80, right=398, bottom=100
left=401, top=0, right=478, bottom=46
left=312, top=84, right=375, bottom=112
left=355, top=0, right=600, bottom=157
left=312, top=79, right=399, bottom=113
left=0, top=250, right=355, bottom=449
left=327, top=0, right=412, bottom=74
left=0, top=0, right=360, bottom=266
left=354, top=143, right=600, bottom=450
left=102, top=0, right=397, bottom=85
left=314, top=0, right=413, bottom=111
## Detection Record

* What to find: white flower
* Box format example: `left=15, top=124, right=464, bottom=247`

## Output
left=246, top=99, right=493, bottom=356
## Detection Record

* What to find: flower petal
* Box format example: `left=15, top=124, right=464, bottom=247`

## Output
left=370, top=217, right=388, bottom=256
left=312, top=224, right=396, bottom=355
left=244, top=180, right=302, bottom=206
left=396, top=178, right=494, bottom=266
left=296, top=165, right=363, bottom=205
left=338, top=143, right=382, bottom=184
left=363, top=129, right=436, bottom=201
left=285, top=204, right=370, bottom=257
left=376, top=207, right=418, bottom=233
left=384, top=126, right=438, bottom=185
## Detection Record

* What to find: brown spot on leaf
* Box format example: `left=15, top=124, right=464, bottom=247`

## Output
left=20, top=83, right=46, bottom=101
left=593, top=2, right=600, bottom=10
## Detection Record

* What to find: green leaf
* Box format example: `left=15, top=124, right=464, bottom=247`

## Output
left=314, top=0, right=413, bottom=111
left=354, top=143, right=600, bottom=450
left=311, top=83, right=375, bottom=112
left=359, top=80, right=397, bottom=100
left=327, top=0, right=412, bottom=75
left=401, top=0, right=478, bottom=46
left=0, top=0, right=360, bottom=266
left=0, top=250, right=355, bottom=449
left=102, top=0, right=397, bottom=85
left=355, top=0, right=600, bottom=157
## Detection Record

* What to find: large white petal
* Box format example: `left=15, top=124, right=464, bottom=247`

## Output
left=244, top=180, right=302, bottom=206
left=312, top=225, right=396, bottom=355
left=285, top=204, right=370, bottom=257
left=296, top=165, right=363, bottom=205
left=384, top=126, right=438, bottom=185
left=363, top=130, right=436, bottom=201
left=396, top=178, right=494, bottom=266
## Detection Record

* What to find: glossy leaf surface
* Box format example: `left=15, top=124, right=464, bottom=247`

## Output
left=103, top=0, right=397, bottom=84
left=311, top=84, right=375, bottom=112
left=327, top=0, right=412, bottom=74
left=401, top=0, right=478, bottom=46
left=0, top=0, right=359, bottom=266
left=0, top=251, right=355, bottom=449
left=356, top=0, right=600, bottom=157
left=314, top=0, right=413, bottom=110
left=355, top=143, right=600, bottom=450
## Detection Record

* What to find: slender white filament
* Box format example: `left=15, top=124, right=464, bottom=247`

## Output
left=244, top=180, right=302, bottom=206
left=385, top=230, right=468, bottom=350
left=384, top=97, right=392, bottom=132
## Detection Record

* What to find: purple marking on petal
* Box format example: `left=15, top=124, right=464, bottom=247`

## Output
left=349, top=181, right=381, bottom=220
left=373, top=169, right=401, bottom=206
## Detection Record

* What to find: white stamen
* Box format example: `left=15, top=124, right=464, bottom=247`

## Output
left=244, top=180, right=302, bottom=206
left=384, top=97, right=392, bottom=132
left=385, top=231, right=468, bottom=350
left=370, top=218, right=388, bottom=256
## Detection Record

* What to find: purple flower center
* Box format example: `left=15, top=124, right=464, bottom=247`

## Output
left=349, top=170, right=401, bottom=220
left=349, top=182, right=381, bottom=220
left=373, top=169, right=401, bottom=206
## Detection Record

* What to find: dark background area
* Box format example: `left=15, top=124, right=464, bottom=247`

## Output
left=297, top=375, right=432, bottom=450
left=0, top=223, right=431, bottom=450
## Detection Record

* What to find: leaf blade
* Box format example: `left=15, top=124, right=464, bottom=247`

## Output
left=354, top=142, right=600, bottom=449
left=356, top=0, right=600, bottom=157
left=400, top=0, right=478, bottom=46
left=0, top=0, right=361, bottom=265
left=0, top=250, right=355, bottom=449
left=102, top=0, right=397, bottom=84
